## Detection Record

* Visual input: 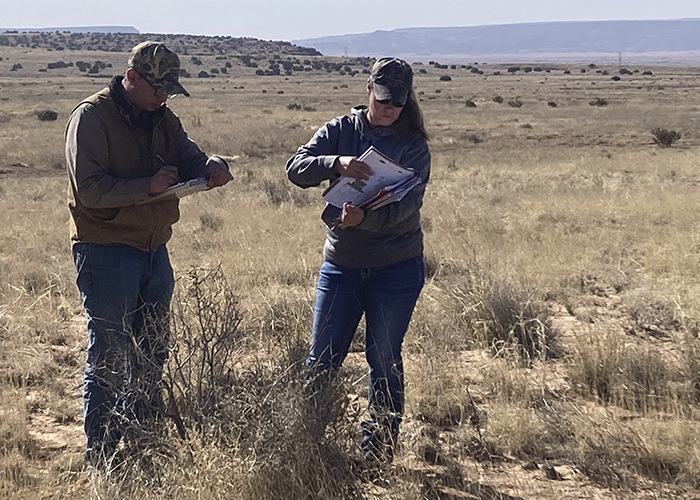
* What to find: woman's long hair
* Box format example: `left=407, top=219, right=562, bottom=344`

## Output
left=393, top=87, right=429, bottom=141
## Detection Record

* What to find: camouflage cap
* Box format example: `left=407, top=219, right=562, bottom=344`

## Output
left=128, top=41, right=190, bottom=97
left=369, top=58, right=413, bottom=106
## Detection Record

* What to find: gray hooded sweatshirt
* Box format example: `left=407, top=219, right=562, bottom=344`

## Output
left=286, top=106, right=430, bottom=268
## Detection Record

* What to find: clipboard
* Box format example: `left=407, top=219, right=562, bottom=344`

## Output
left=141, top=177, right=209, bottom=203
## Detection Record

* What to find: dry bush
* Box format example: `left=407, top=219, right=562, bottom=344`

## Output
left=589, top=97, right=609, bottom=106
left=164, top=267, right=244, bottom=436
left=89, top=266, right=360, bottom=500
left=198, top=211, right=224, bottom=232
left=651, top=128, right=681, bottom=147
left=34, top=110, right=58, bottom=122
left=261, top=178, right=312, bottom=207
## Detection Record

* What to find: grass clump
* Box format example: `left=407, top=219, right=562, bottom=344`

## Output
left=457, top=266, right=556, bottom=364
left=569, top=333, right=690, bottom=413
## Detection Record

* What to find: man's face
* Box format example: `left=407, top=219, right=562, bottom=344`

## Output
left=127, top=70, right=169, bottom=112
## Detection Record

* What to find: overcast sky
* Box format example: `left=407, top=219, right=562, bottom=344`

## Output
left=3, top=0, right=700, bottom=41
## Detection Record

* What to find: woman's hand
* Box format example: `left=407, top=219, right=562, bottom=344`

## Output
left=331, top=202, right=365, bottom=230
left=333, top=156, right=373, bottom=180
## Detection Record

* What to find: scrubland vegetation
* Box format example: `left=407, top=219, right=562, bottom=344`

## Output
left=2, top=37, right=700, bottom=499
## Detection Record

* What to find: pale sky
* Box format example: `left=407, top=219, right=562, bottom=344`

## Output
left=3, top=0, right=700, bottom=41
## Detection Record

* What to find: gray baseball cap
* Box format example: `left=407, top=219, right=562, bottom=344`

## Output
left=370, top=58, right=413, bottom=106
left=128, top=41, right=190, bottom=97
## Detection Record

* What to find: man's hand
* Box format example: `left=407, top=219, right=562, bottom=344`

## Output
left=333, top=156, right=373, bottom=180
left=148, top=166, right=180, bottom=194
left=204, top=156, right=233, bottom=188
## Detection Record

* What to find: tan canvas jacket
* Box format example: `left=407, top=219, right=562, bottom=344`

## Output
left=66, top=82, right=207, bottom=250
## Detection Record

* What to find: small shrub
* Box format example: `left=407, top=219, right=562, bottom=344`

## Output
left=462, top=133, right=483, bottom=144
left=465, top=99, right=477, bottom=108
left=35, top=109, right=58, bottom=121
left=439, top=75, right=452, bottom=81
left=589, top=97, right=608, bottom=107
left=508, top=99, right=523, bottom=108
left=199, top=212, right=224, bottom=232
left=492, top=95, right=503, bottom=103
left=651, top=128, right=681, bottom=148
left=262, top=179, right=293, bottom=206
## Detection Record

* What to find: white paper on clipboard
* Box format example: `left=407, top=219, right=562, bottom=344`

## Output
left=141, top=177, right=209, bottom=204
left=322, top=146, right=415, bottom=209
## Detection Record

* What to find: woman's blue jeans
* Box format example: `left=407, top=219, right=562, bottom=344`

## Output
left=73, top=243, right=174, bottom=460
left=307, top=255, right=424, bottom=444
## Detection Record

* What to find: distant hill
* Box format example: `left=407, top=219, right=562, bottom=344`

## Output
left=1, top=26, right=139, bottom=34
left=292, top=19, right=700, bottom=61
left=0, top=30, right=321, bottom=57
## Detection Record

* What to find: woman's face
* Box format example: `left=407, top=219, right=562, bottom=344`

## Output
left=366, top=85, right=404, bottom=127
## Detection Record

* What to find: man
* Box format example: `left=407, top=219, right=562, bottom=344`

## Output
left=65, top=41, right=231, bottom=465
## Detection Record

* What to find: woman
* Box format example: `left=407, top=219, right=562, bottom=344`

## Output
left=286, top=57, right=430, bottom=464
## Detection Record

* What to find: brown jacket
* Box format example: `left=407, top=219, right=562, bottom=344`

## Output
left=66, top=79, right=207, bottom=250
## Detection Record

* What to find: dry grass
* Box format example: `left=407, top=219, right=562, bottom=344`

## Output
left=2, top=43, right=700, bottom=499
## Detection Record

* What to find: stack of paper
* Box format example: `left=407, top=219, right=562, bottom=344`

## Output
left=322, top=146, right=420, bottom=210
left=360, top=174, right=421, bottom=210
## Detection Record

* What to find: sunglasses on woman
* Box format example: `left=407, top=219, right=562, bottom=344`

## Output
left=375, top=98, right=405, bottom=108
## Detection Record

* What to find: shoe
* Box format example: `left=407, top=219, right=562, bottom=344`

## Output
left=361, top=420, right=398, bottom=465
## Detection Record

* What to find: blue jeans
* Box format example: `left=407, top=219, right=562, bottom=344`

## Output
left=307, top=256, right=424, bottom=448
left=73, top=243, right=174, bottom=459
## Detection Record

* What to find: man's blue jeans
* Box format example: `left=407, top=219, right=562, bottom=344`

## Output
left=307, top=256, right=424, bottom=446
left=73, top=243, right=174, bottom=459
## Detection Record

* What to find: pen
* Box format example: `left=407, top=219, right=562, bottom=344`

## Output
left=155, top=154, right=165, bottom=166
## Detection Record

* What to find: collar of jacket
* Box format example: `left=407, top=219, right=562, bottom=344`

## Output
left=352, top=105, right=398, bottom=140
left=108, top=75, right=166, bottom=132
